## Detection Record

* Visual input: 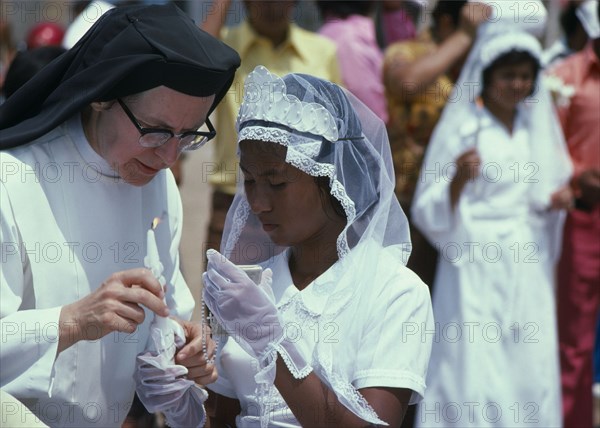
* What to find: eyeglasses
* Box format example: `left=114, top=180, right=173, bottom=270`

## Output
left=117, top=98, right=216, bottom=151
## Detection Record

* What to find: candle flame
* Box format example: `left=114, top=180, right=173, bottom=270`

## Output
left=150, top=211, right=167, bottom=230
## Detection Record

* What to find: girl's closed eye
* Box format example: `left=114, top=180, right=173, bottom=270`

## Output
left=241, top=168, right=255, bottom=184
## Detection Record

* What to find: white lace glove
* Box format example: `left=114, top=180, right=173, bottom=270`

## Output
left=202, top=249, right=310, bottom=381
left=135, top=317, right=208, bottom=428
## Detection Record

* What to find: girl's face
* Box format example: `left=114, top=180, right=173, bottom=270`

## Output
left=239, top=140, right=343, bottom=247
left=483, top=61, right=536, bottom=111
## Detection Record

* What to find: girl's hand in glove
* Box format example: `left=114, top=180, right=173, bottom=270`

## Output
left=202, top=249, right=280, bottom=359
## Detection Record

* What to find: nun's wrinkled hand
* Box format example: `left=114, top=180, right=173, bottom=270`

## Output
left=202, top=249, right=281, bottom=359
left=174, top=319, right=218, bottom=386
left=58, top=268, right=169, bottom=353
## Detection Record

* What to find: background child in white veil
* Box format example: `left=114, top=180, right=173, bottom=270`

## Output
left=411, top=4, right=572, bottom=427
left=202, top=65, right=433, bottom=427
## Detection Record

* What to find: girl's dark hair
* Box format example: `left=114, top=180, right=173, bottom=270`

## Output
left=316, top=1, right=373, bottom=19
left=482, top=50, right=541, bottom=97
left=315, top=176, right=346, bottom=220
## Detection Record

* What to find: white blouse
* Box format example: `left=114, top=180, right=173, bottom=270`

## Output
left=209, top=245, right=433, bottom=427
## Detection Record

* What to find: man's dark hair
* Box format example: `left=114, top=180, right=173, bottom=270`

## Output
left=316, top=1, right=374, bottom=19
left=561, top=2, right=583, bottom=37
left=432, top=0, right=467, bottom=27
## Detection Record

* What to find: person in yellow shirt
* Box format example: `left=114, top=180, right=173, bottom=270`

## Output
left=201, top=0, right=341, bottom=254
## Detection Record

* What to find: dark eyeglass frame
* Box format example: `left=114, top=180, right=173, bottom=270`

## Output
left=117, top=98, right=216, bottom=151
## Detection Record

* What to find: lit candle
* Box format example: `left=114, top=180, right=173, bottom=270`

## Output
left=145, top=217, right=169, bottom=332
left=145, top=227, right=163, bottom=280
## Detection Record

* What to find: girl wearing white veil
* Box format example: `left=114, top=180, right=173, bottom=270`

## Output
left=412, top=2, right=572, bottom=427
left=202, top=65, right=433, bottom=427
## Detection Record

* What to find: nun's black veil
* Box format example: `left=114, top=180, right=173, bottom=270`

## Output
left=0, top=3, right=241, bottom=149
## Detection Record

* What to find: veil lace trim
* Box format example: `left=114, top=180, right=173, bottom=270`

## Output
left=237, top=66, right=341, bottom=141
left=223, top=199, right=251, bottom=260
left=238, top=125, right=357, bottom=259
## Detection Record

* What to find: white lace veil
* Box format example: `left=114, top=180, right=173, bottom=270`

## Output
left=412, top=0, right=572, bottom=253
left=222, top=65, right=411, bottom=264
left=220, top=66, right=414, bottom=424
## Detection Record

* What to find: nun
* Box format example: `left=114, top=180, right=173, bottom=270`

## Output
left=0, top=3, right=239, bottom=427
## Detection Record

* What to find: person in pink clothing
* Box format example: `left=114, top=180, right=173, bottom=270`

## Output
left=317, top=1, right=388, bottom=123
left=379, top=0, right=420, bottom=46
left=549, top=3, right=600, bottom=425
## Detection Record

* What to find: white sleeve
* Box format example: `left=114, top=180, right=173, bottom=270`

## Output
left=352, top=266, right=434, bottom=404
left=0, top=182, right=60, bottom=397
left=164, top=174, right=194, bottom=321
left=411, top=133, right=468, bottom=246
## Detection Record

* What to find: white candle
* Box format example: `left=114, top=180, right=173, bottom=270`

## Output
left=145, top=225, right=169, bottom=332
left=145, top=228, right=162, bottom=279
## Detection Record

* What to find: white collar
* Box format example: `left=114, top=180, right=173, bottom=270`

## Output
left=67, top=114, right=120, bottom=178
left=266, top=247, right=349, bottom=316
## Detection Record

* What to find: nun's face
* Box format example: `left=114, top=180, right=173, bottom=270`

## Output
left=239, top=140, right=342, bottom=247
left=88, top=86, right=214, bottom=186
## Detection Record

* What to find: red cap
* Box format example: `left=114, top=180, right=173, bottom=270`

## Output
left=26, top=22, right=65, bottom=49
